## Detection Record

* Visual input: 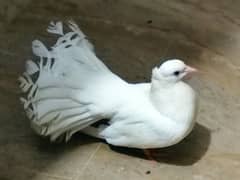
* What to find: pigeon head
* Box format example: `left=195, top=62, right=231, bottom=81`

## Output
left=152, top=59, right=197, bottom=83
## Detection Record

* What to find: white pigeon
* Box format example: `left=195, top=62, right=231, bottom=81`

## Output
left=19, top=21, right=198, bottom=149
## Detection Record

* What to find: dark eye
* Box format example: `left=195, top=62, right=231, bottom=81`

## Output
left=174, top=71, right=180, bottom=76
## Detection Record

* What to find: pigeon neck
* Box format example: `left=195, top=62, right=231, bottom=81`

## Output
left=150, top=78, right=195, bottom=126
left=150, top=78, right=179, bottom=117
left=150, top=78, right=176, bottom=90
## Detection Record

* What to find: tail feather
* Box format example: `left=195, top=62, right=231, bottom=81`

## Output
left=34, top=99, right=80, bottom=118
left=47, top=21, right=64, bottom=35
left=25, top=60, right=39, bottom=75
left=32, top=40, right=50, bottom=58
left=19, top=21, right=107, bottom=141
left=51, top=118, right=98, bottom=142
left=38, top=106, right=88, bottom=126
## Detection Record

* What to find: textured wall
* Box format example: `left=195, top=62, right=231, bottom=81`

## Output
left=0, top=0, right=30, bottom=23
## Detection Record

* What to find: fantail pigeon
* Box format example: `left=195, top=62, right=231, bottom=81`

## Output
left=19, top=21, right=198, bottom=149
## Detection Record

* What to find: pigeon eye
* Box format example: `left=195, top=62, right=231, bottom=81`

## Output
left=174, top=71, right=180, bottom=76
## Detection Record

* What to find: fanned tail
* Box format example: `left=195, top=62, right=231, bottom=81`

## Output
left=19, top=21, right=107, bottom=141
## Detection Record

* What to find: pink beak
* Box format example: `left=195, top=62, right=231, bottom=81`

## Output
left=183, top=65, right=198, bottom=80
left=185, top=65, right=198, bottom=73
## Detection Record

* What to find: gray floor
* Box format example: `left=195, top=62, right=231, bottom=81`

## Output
left=0, top=0, right=240, bottom=179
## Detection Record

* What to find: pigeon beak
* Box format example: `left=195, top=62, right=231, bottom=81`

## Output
left=185, top=65, right=198, bottom=74
left=183, top=65, right=198, bottom=80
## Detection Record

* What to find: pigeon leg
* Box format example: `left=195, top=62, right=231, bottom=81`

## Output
left=143, top=149, right=156, bottom=160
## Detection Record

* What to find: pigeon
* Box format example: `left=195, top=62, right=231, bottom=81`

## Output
left=19, top=21, right=198, bottom=149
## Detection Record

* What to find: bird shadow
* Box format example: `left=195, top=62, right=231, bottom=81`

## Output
left=109, top=123, right=211, bottom=165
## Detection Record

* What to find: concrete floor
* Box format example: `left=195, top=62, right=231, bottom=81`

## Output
left=0, top=0, right=240, bottom=179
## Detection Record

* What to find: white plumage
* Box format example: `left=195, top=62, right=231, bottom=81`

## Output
left=19, top=21, right=198, bottom=149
